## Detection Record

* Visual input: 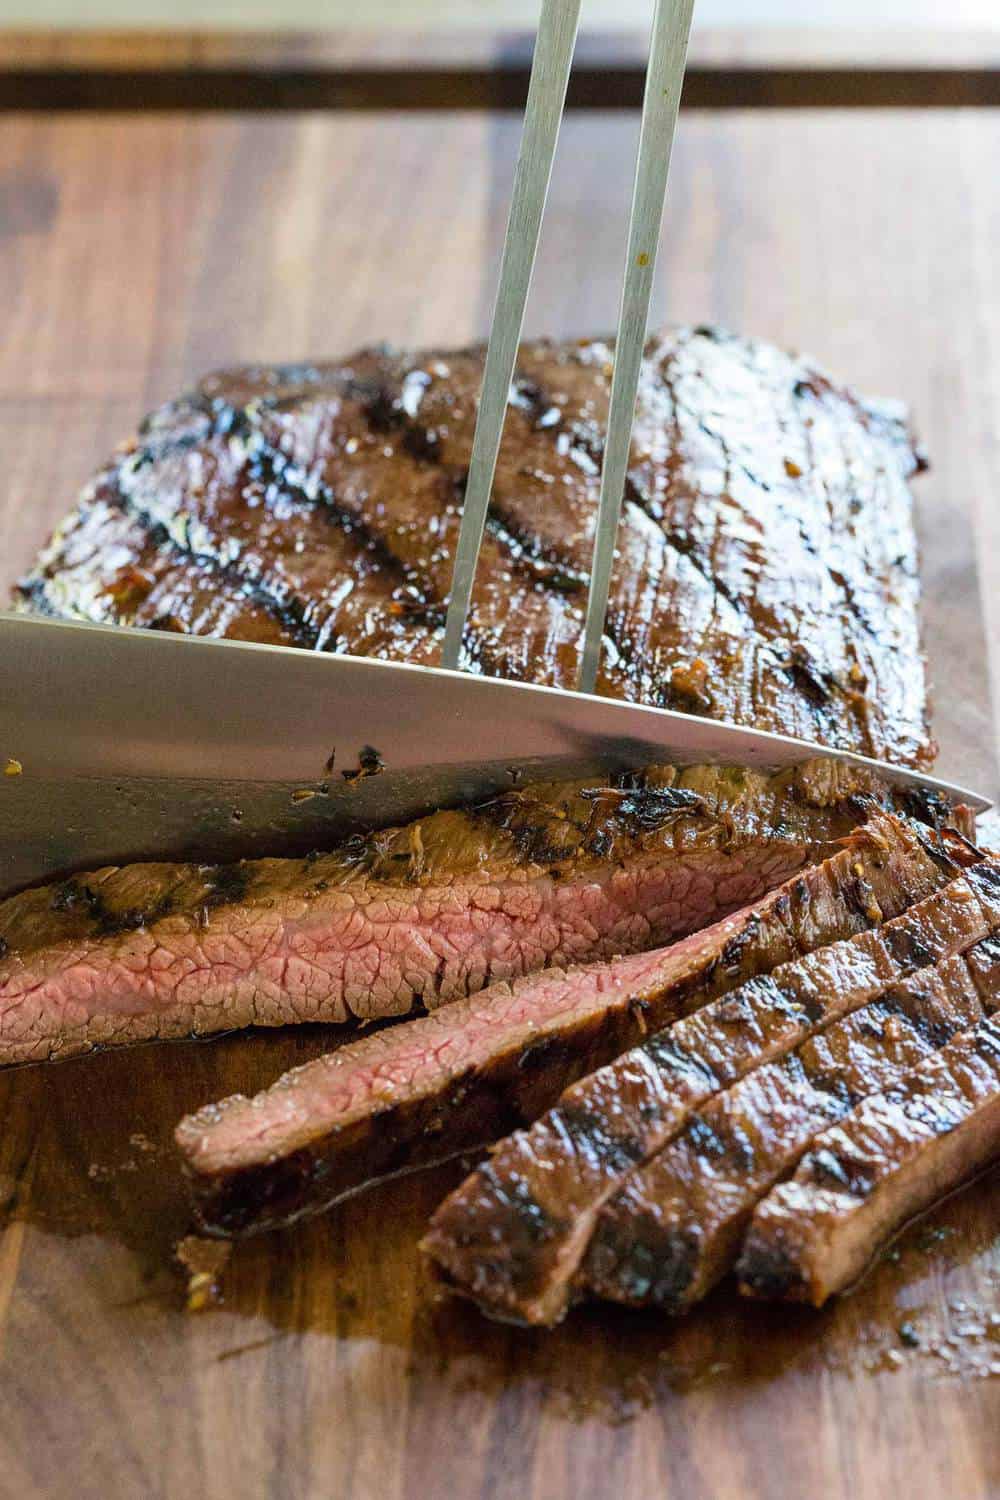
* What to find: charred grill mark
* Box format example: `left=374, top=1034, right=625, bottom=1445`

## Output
left=876, top=991, right=959, bottom=1051
left=12, top=575, right=59, bottom=615
left=842, top=874, right=883, bottom=926
left=796, top=1066, right=862, bottom=1114
left=718, top=913, right=764, bottom=975
left=975, top=1022, right=1000, bottom=1062
left=95, top=470, right=323, bottom=648
left=471, top=1164, right=567, bottom=1256
left=591, top=1220, right=700, bottom=1310
left=194, top=1148, right=322, bottom=1236
left=641, top=1032, right=721, bottom=1091
left=97, top=902, right=174, bottom=937
left=50, top=876, right=178, bottom=938
left=720, top=971, right=817, bottom=1027
left=123, top=421, right=217, bottom=472
left=579, top=783, right=707, bottom=835
left=45, top=863, right=254, bottom=942
left=655, top=520, right=749, bottom=619
left=970, top=933, right=1000, bottom=965
left=483, top=509, right=587, bottom=595
left=881, top=923, right=936, bottom=972
left=890, top=1089, right=969, bottom=1137
left=110, top=403, right=512, bottom=662
left=240, top=433, right=419, bottom=586
left=500, top=364, right=767, bottom=686
left=737, top=1242, right=803, bottom=1299
left=966, top=932, right=1000, bottom=1005
left=516, top=1034, right=563, bottom=1074
left=684, top=1111, right=755, bottom=1171
left=469, top=776, right=710, bottom=871
left=203, top=863, right=252, bottom=909
left=966, top=861, right=1000, bottom=907
left=786, top=646, right=834, bottom=708
left=467, top=795, right=583, bottom=868
left=352, top=376, right=444, bottom=464
left=50, top=879, right=102, bottom=917
left=554, top=1105, right=646, bottom=1175
left=807, top=1146, right=875, bottom=1198
left=912, top=824, right=963, bottom=875
left=508, top=374, right=563, bottom=432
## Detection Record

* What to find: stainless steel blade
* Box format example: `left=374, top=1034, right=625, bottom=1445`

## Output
left=441, top=0, right=581, bottom=669
left=578, top=0, right=695, bottom=692
left=0, top=614, right=989, bottom=897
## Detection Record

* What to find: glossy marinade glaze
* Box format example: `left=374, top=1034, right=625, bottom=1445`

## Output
left=582, top=907, right=1000, bottom=1314
left=420, top=835, right=989, bottom=1323
left=16, top=327, right=934, bottom=768
left=738, top=1002, right=1000, bottom=1307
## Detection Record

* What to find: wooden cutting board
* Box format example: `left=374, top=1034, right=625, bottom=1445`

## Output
left=0, top=101, right=997, bottom=1500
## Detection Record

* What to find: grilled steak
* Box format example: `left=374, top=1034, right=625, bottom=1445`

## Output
left=180, top=814, right=959, bottom=1237
left=1, top=759, right=896, bottom=1067
left=739, top=1007, right=1000, bottom=1306
left=421, top=842, right=990, bottom=1324
left=16, top=327, right=934, bottom=768
left=583, top=922, right=999, bottom=1313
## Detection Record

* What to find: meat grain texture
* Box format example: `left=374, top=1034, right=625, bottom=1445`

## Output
left=178, top=813, right=950, bottom=1236
left=16, top=326, right=934, bottom=768
left=0, top=760, right=895, bottom=1066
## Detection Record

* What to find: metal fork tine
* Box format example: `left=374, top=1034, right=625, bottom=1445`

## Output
left=441, top=0, right=582, bottom=671
left=577, top=0, right=695, bottom=693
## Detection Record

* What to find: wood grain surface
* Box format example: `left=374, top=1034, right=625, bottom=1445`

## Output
left=3, top=24, right=1000, bottom=68
left=2, top=27, right=1000, bottom=110
left=0, top=107, right=998, bottom=1499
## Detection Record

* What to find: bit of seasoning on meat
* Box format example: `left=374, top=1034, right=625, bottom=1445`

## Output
left=342, top=745, right=385, bottom=784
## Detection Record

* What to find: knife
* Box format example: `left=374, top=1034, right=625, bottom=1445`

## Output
left=0, top=613, right=989, bottom=898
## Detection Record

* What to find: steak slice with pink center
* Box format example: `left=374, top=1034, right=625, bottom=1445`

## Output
left=177, top=812, right=958, bottom=1237
left=1, top=758, right=906, bottom=1067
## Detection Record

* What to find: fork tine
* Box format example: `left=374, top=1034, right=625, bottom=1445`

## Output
left=577, top=0, right=695, bottom=694
left=441, top=0, right=582, bottom=671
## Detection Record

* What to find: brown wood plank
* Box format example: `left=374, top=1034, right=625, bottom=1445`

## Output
left=0, top=109, right=998, bottom=1500
left=0, top=28, right=999, bottom=110
left=1, top=26, right=999, bottom=71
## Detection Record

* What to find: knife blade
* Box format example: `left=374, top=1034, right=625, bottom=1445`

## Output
left=0, top=614, right=989, bottom=897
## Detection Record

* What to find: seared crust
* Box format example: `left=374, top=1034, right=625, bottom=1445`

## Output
left=738, top=1012, right=1000, bottom=1305
left=582, top=937, right=994, bottom=1311
left=420, top=835, right=987, bottom=1324
left=16, top=327, right=934, bottom=767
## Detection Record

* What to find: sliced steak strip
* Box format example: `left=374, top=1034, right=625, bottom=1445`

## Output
left=0, top=760, right=889, bottom=1067
left=582, top=913, right=1000, bottom=1313
left=739, top=1011, right=1000, bottom=1306
left=178, top=814, right=947, bottom=1238
left=420, top=840, right=986, bottom=1324
left=16, top=327, right=936, bottom=767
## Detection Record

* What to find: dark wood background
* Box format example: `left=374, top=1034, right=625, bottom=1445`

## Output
left=1, top=26, right=1000, bottom=107
left=0, top=32, right=998, bottom=1500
